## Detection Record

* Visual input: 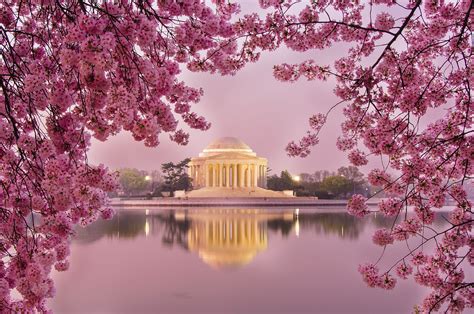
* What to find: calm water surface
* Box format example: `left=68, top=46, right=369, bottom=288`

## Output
left=50, top=207, right=452, bottom=313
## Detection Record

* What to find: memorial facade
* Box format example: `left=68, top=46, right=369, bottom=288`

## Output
left=188, top=137, right=268, bottom=189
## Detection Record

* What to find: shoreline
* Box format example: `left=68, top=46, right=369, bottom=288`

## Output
left=109, top=197, right=382, bottom=207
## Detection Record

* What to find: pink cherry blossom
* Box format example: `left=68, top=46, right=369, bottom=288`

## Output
left=0, top=0, right=246, bottom=310
left=347, top=194, right=369, bottom=218
left=1, top=0, right=472, bottom=312
left=374, top=12, right=395, bottom=31
left=379, top=274, right=397, bottom=290
left=348, top=149, right=368, bottom=166
left=395, top=263, right=413, bottom=280
left=378, top=198, right=402, bottom=217
left=358, top=263, right=382, bottom=288
left=372, top=229, right=394, bottom=246
left=266, top=1, right=473, bottom=310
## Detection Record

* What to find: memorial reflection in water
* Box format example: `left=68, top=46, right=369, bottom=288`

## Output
left=53, top=208, right=454, bottom=313
left=182, top=210, right=294, bottom=268
left=74, top=208, right=402, bottom=269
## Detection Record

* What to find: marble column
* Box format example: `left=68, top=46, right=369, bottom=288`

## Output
left=240, top=164, right=244, bottom=187
left=205, top=164, right=209, bottom=187
left=253, top=164, right=258, bottom=187
left=233, top=164, right=237, bottom=187
left=207, top=165, right=212, bottom=186
left=247, top=164, right=251, bottom=188
left=219, top=163, right=223, bottom=187
left=237, top=164, right=240, bottom=187
left=197, top=165, right=200, bottom=186
left=242, top=164, right=247, bottom=187
left=239, top=164, right=242, bottom=187
left=226, top=165, right=230, bottom=187
left=218, top=164, right=221, bottom=187
left=212, top=164, right=215, bottom=187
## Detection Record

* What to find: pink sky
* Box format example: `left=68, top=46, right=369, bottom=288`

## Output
left=87, top=44, right=356, bottom=176
left=88, top=1, right=414, bottom=176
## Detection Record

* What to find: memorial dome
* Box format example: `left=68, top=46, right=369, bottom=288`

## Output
left=203, top=137, right=252, bottom=153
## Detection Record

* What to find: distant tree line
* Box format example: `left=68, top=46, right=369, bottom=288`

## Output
left=116, top=162, right=379, bottom=200
left=267, top=166, right=374, bottom=199
left=115, top=158, right=192, bottom=197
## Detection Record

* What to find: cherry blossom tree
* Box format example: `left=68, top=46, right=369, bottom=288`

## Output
left=0, top=0, right=472, bottom=312
left=0, top=0, right=247, bottom=311
left=230, top=0, right=471, bottom=312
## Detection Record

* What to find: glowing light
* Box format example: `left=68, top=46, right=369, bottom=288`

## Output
left=145, top=221, right=150, bottom=237
left=292, top=175, right=301, bottom=182
left=295, top=219, right=300, bottom=238
left=145, top=209, right=149, bottom=215
left=294, top=209, right=300, bottom=237
left=144, top=175, right=152, bottom=181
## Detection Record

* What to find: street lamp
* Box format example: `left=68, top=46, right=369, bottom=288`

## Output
left=144, top=175, right=153, bottom=198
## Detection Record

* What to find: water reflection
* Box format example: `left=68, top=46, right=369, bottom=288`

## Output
left=76, top=209, right=396, bottom=241
left=52, top=208, right=454, bottom=313
left=74, top=208, right=425, bottom=269
left=185, top=210, right=274, bottom=268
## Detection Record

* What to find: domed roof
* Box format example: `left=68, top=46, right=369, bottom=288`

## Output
left=205, top=137, right=251, bottom=150
left=199, top=137, right=256, bottom=157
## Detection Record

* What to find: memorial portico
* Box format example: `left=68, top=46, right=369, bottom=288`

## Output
left=188, top=137, right=268, bottom=189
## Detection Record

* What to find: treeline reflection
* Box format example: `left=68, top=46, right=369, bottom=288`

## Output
left=73, top=209, right=449, bottom=268
left=74, top=209, right=451, bottom=246
left=74, top=209, right=412, bottom=244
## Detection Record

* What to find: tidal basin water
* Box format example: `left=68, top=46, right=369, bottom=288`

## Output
left=50, top=207, right=450, bottom=313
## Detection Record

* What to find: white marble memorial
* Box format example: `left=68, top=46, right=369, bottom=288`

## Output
left=186, top=137, right=291, bottom=198
left=188, top=137, right=268, bottom=189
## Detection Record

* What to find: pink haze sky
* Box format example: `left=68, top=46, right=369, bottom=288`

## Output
left=88, top=2, right=420, bottom=175
left=88, top=45, right=354, bottom=176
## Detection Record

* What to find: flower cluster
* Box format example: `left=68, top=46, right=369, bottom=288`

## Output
left=348, top=149, right=368, bottom=166
left=395, top=263, right=413, bottom=279
left=358, top=263, right=397, bottom=290
left=1, top=0, right=472, bottom=312
left=0, top=0, right=247, bottom=311
left=347, top=194, right=369, bottom=218
left=372, top=229, right=394, bottom=246
left=249, top=0, right=473, bottom=311
left=378, top=198, right=402, bottom=217
left=286, top=132, right=319, bottom=158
